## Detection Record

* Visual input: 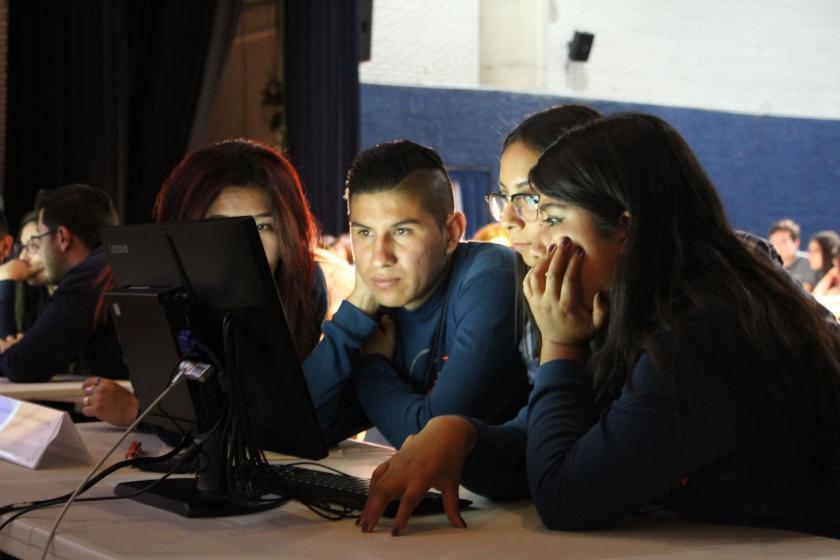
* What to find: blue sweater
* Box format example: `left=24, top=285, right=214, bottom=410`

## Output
left=0, top=280, right=16, bottom=338
left=463, top=312, right=840, bottom=537
left=0, top=247, right=128, bottom=382
left=304, top=242, right=529, bottom=446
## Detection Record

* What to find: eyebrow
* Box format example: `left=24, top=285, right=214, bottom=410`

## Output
left=350, top=219, right=423, bottom=229
left=206, top=211, right=274, bottom=220
left=499, top=179, right=532, bottom=190
left=539, top=202, right=570, bottom=212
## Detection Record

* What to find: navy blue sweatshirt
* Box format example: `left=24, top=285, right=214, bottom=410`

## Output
left=0, top=279, right=17, bottom=338
left=0, top=247, right=128, bottom=382
left=304, top=242, right=529, bottom=446
left=463, top=311, right=840, bottom=537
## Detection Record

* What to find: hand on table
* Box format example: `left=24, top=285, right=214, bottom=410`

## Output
left=358, top=415, right=477, bottom=536
left=81, top=377, right=139, bottom=427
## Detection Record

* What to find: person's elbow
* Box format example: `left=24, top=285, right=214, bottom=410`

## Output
left=462, top=477, right=529, bottom=502
left=532, top=488, right=624, bottom=531
left=1, top=357, right=53, bottom=383
left=5, top=369, right=52, bottom=383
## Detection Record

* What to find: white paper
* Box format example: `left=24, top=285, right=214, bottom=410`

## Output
left=0, top=395, right=91, bottom=469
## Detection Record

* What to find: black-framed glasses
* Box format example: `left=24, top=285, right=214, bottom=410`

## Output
left=484, top=192, right=540, bottom=222
left=22, top=229, right=57, bottom=253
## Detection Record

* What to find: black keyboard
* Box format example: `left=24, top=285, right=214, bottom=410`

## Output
left=258, top=463, right=471, bottom=518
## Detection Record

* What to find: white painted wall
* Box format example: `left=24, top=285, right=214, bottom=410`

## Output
left=542, top=0, right=840, bottom=119
left=479, top=0, right=547, bottom=90
left=358, top=0, right=480, bottom=87
left=360, top=0, right=840, bottom=119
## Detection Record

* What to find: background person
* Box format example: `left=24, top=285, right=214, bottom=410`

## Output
left=813, top=243, right=840, bottom=299
left=313, top=237, right=355, bottom=320
left=0, top=210, right=15, bottom=261
left=768, top=218, right=818, bottom=289
left=0, top=211, right=55, bottom=339
left=470, top=223, right=510, bottom=246
left=0, top=184, right=127, bottom=382
left=808, top=230, right=840, bottom=287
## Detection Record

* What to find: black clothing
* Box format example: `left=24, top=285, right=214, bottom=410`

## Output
left=0, top=247, right=127, bottom=382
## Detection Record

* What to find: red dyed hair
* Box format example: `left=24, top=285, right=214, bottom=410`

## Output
left=153, top=139, right=320, bottom=358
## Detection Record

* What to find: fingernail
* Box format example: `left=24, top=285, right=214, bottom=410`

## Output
left=360, top=521, right=368, bottom=532
left=547, top=243, right=556, bottom=253
left=391, top=526, right=400, bottom=537
left=459, top=515, right=468, bottom=528
left=576, top=247, right=584, bottom=256
left=561, top=236, right=570, bottom=246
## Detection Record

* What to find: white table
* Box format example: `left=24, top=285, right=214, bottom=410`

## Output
left=0, top=423, right=837, bottom=559
left=0, top=379, right=132, bottom=405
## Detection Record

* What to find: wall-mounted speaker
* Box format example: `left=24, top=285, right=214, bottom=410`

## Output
left=568, top=31, right=594, bottom=62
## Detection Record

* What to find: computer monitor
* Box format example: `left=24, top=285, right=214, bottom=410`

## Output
left=101, top=217, right=328, bottom=517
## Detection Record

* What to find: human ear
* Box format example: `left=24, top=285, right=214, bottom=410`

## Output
left=56, top=226, right=72, bottom=252
left=617, top=211, right=631, bottom=243
left=0, top=235, right=14, bottom=261
left=444, top=212, right=466, bottom=255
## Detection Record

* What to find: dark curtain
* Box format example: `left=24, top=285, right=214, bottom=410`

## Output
left=286, top=0, right=360, bottom=236
left=3, top=0, right=241, bottom=231
left=448, top=169, right=492, bottom=238
left=4, top=2, right=128, bottom=230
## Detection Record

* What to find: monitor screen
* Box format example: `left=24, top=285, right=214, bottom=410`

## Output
left=101, top=217, right=328, bottom=516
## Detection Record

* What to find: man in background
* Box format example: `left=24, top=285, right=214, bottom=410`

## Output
left=0, top=184, right=127, bottom=382
left=769, top=219, right=818, bottom=289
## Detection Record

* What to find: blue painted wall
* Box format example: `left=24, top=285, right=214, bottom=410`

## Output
left=361, top=84, right=840, bottom=240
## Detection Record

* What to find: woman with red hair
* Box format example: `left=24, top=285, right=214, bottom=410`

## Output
left=82, top=139, right=328, bottom=426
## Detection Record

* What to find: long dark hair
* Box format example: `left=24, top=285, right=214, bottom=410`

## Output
left=530, top=113, right=840, bottom=426
left=503, top=105, right=602, bottom=351
left=153, top=139, right=321, bottom=358
left=810, top=230, right=840, bottom=279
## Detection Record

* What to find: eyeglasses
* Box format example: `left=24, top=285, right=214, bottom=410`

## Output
left=484, top=192, right=540, bottom=222
left=22, top=230, right=57, bottom=253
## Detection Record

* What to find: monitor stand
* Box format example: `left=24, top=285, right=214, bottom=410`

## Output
left=113, top=426, right=288, bottom=518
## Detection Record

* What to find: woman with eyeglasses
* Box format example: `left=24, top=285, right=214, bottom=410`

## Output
left=485, top=105, right=601, bottom=383
left=358, top=113, right=840, bottom=538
